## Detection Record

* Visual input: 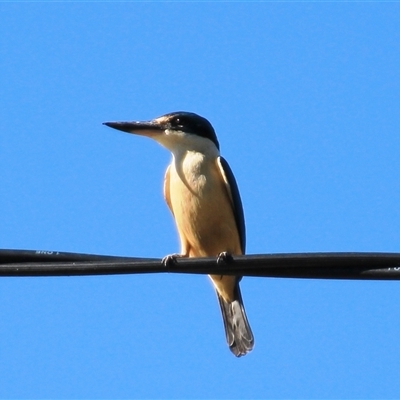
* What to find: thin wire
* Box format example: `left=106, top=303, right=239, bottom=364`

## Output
left=1, top=249, right=400, bottom=280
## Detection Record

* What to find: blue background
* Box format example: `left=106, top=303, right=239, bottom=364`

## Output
left=1, top=3, right=400, bottom=398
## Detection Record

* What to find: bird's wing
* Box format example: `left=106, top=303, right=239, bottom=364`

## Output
left=216, top=157, right=246, bottom=254
left=163, top=164, right=174, bottom=216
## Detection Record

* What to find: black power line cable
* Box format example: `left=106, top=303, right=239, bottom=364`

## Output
left=1, top=249, right=400, bottom=280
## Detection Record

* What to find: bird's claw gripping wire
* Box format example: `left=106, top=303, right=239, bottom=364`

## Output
left=163, top=251, right=233, bottom=269
left=217, top=251, right=234, bottom=266
left=162, top=253, right=182, bottom=268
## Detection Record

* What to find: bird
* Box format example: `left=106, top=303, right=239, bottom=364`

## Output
left=103, top=111, right=254, bottom=357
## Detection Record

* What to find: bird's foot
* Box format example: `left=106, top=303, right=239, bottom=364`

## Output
left=217, top=251, right=234, bottom=265
left=162, top=253, right=182, bottom=268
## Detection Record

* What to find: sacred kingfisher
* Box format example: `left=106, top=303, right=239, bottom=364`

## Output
left=104, top=111, right=254, bottom=357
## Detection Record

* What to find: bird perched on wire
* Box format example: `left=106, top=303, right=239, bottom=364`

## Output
left=103, top=111, right=254, bottom=357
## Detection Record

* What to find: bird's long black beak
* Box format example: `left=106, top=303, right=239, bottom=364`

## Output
left=103, top=120, right=164, bottom=136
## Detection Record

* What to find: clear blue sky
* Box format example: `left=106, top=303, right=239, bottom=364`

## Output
left=1, top=2, right=400, bottom=399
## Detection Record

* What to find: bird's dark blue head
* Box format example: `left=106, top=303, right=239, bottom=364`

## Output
left=158, top=111, right=220, bottom=150
left=103, top=111, right=220, bottom=150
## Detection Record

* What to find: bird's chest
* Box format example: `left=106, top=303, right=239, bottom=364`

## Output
left=166, top=151, right=240, bottom=257
left=168, top=153, right=223, bottom=220
left=171, top=152, right=211, bottom=198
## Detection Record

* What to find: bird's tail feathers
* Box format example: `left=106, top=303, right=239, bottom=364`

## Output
left=217, top=285, right=254, bottom=357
